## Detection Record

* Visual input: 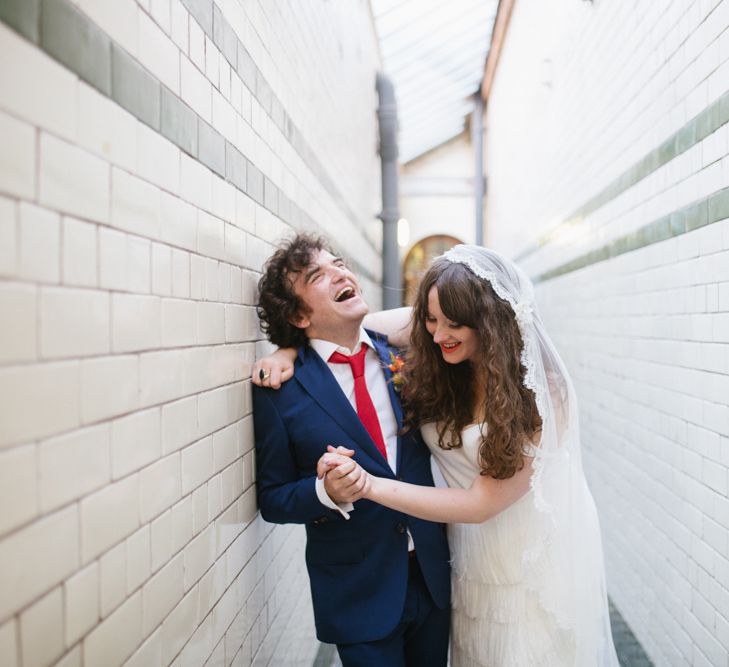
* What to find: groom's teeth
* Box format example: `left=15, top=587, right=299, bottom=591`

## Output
left=335, top=287, right=354, bottom=302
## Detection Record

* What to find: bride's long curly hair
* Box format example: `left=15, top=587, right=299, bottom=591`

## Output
left=403, top=258, right=542, bottom=479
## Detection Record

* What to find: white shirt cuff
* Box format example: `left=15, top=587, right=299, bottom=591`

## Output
left=315, top=476, right=354, bottom=519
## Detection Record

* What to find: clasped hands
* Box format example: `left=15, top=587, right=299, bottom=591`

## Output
left=319, top=446, right=372, bottom=504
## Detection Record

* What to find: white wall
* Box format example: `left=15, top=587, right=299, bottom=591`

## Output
left=0, top=1, right=381, bottom=666
left=400, top=133, right=476, bottom=254
left=486, top=0, right=729, bottom=664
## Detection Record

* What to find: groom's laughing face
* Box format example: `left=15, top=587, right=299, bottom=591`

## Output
left=289, top=249, right=368, bottom=340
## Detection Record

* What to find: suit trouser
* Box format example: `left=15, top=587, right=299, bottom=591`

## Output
left=336, top=556, right=450, bottom=667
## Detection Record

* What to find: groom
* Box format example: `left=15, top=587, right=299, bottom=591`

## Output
left=253, top=234, right=450, bottom=666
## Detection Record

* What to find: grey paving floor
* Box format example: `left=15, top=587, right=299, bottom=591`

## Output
left=610, top=600, right=654, bottom=667
left=315, top=599, right=653, bottom=666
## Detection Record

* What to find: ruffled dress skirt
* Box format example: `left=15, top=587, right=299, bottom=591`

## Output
left=447, top=491, right=576, bottom=667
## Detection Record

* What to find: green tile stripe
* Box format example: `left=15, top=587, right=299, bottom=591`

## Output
left=0, top=0, right=40, bottom=42
left=517, top=88, right=729, bottom=265
left=176, top=0, right=380, bottom=260
left=535, top=185, right=729, bottom=283
left=0, top=0, right=379, bottom=281
left=42, top=0, right=111, bottom=95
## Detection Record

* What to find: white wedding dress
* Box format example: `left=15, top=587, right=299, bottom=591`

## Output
left=422, top=422, right=577, bottom=667
left=408, top=246, right=618, bottom=666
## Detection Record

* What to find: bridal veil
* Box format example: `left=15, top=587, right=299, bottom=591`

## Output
left=441, top=244, right=619, bottom=667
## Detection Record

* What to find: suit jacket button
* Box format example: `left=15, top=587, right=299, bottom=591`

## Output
left=396, top=522, right=406, bottom=534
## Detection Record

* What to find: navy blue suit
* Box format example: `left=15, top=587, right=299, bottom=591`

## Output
left=253, top=331, right=450, bottom=655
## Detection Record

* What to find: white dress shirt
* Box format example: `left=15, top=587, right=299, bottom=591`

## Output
left=311, top=328, right=399, bottom=518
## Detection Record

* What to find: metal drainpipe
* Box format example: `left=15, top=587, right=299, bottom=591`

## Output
left=376, top=72, right=401, bottom=309
left=472, top=92, right=485, bottom=246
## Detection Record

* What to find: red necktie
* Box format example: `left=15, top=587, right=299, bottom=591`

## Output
left=329, top=345, right=388, bottom=461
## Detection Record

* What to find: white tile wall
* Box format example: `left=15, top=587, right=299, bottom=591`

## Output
left=111, top=293, right=162, bottom=352
left=0, top=196, right=17, bottom=277
left=141, top=552, right=184, bottom=636
left=0, top=0, right=380, bottom=665
left=139, top=10, right=180, bottom=95
left=188, top=18, right=205, bottom=72
left=20, top=586, right=64, bottom=667
left=100, top=542, right=127, bottom=617
left=54, top=648, right=80, bottom=667
left=149, top=0, right=171, bottom=34
left=64, top=563, right=99, bottom=647
left=82, top=591, right=143, bottom=667
left=0, top=110, right=36, bottom=200
left=152, top=242, right=172, bottom=296
left=39, top=424, right=111, bottom=512
left=170, top=248, right=191, bottom=297
left=40, top=287, right=110, bottom=359
left=139, top=453, right=182, bottom=523
left=0, top=24, right=77, bottom=141
left=136, top=124, right=180, bottom=196
left=75, top=0, right=140, bottom=58
left=80, top=475, right=140, bottom=563
left=197, top=211, right=225, bottom=261
left=111, top=168, right=161, bottom=239
left=487, top=0, right=729, bottom=663
left=124, top=628, right=162, bottom=667
left=0, top=506, right=79, bottom=621
left=0, top=362, right=80, bottom=447
left=80, top=355, right=139, bottom=423
left=110, top=407, right=161, bottom=479
left=139, top=349, right=185, bottom=406
left=179, top=151, right=212, bottom=212
left=169, top=1, right=187, bottom=53
left=62, top=217, right=98, bottom=288
left=0, top=283, right=37, bottom=364
left=180, top=55, right=212, bottom=123
left=0, top=619, right=18, bottom=667
left=76, top=84, right=138, bottom=172
left=0, top=444, right=37, bottom=536
left=126, top=236, right=152, bottom=294
left=18, top=204, right=60, bottom=284
left=160, top=192, right=197, bottom=252
left=204, top=37, right=220, bottom=90
left=39, top=134, right=110, bottom=224
left=181, top=436, right=213, bottom=496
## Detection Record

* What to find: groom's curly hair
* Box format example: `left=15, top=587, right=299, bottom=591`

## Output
left=403, top=259, right=542, bottom=480
left=257, top=233, right=333, bottom=349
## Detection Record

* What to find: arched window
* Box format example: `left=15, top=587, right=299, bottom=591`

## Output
left=402, top=235, right=464, bottom=305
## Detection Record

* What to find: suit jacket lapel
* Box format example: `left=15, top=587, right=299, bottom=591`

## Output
left=368, top=334, right=406, bottom=475
left=294, top=346, right=394, bottom=476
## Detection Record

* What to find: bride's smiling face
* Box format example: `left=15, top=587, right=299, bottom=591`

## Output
left=424, top=287, right=479, bottom=364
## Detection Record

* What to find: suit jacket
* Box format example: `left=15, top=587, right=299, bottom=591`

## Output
left=253, top=330, right=451, bottom=644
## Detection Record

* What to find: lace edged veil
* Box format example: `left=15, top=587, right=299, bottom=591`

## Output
left=441, top=244, right=619, bottom=667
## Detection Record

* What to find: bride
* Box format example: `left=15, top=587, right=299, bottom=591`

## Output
left=256, top=245, right=619, bottom=667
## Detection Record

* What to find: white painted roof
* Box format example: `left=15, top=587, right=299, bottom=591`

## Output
left=371, top=0, right=498, bottom=162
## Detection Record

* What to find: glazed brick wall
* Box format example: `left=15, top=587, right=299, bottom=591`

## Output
left=486, top=0, right=729, bottom=664
left=0, top=1, right=381, bottom=665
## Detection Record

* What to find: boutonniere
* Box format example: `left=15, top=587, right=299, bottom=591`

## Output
left=387, top=352, right=406, bottom=391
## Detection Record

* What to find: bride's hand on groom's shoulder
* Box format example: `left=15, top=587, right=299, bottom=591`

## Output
left=251, top=348, right=297, bottom=388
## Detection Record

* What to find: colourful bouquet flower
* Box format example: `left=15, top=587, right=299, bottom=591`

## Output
left=387, top=352, right=406, bottom=391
